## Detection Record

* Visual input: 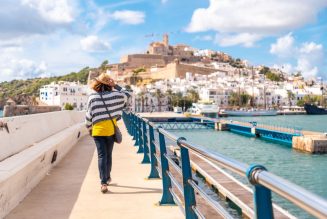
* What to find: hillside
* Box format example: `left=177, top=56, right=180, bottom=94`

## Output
left=0, top=67, right=90, bottom=108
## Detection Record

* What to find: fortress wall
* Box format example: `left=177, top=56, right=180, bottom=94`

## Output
left=150, top=63, right=219, bottom=80
left=3, top=105, right=61, bottom=117
left=175, top=63, right=219, bottom=78
left=0, top=111, right=87, bottom=218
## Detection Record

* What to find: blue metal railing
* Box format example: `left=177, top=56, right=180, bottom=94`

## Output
left=122, top=111, right=327, bottom=219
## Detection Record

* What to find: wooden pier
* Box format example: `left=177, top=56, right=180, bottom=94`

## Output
left=169, top=147, right=294, bottom=219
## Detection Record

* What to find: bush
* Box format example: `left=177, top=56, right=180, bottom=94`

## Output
left=64, top=103, right=74, bottom=110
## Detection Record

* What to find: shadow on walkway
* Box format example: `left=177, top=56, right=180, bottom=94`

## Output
left=6, top=136, right=95, bottom=219
left=107, top=183, right=162, bottom=195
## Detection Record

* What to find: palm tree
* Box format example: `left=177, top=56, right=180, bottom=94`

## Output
left=186, top=89, right=199, bottom=103
left=145, top=95, right=149, bottom=112
left=154, top=89, right=162, bottom=112
left=138, top=92, right=145, bottom=112
left=165, top=89, right=173, bottom=111
left=287, top=91, right=295, bottom=107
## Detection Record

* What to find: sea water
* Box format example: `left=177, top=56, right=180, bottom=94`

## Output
left=171, top=115, right=327, bottom=218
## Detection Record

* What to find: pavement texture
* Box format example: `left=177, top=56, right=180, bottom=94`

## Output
left=6, top=121, right=183, bottom=219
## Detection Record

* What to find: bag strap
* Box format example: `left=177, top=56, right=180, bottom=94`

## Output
left=99, top=93, right=117, bottom=130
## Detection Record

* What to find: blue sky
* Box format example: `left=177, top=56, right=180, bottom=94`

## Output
left=0, top=0, right=326, bottom=82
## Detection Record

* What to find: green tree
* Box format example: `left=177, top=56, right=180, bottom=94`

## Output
left=186, top=89, right=199, bottom=103
left=64, top=103, right=74, bottom=110
left=229, top=92, right=251, bottom=106
left=297, top=99, right=305, bottom=106
left=154, top=89, right=163, bottom=112
left=100, top=60, right=109, bottom=71
left=287, top=91, right=295, bottom=106
left=303, top=95, right=321, bottom=104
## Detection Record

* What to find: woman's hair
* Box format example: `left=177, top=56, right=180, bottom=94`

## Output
left=90, top=80, right=113, bottom=93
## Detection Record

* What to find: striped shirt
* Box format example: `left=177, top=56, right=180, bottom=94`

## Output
left=85, top=86, right=131, bottom=128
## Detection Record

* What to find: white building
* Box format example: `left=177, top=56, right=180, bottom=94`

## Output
left=40, top=81, right=90, bottom=110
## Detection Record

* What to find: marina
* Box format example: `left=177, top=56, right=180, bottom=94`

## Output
left=123, top=113, right=327, bottom=218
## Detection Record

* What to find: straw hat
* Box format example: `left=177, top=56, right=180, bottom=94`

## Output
left=90, top=73, right=115, bottom=91
left=94, top=73, right=114, bottom=86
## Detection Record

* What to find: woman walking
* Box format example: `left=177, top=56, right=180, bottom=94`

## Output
left=85, top=73, right=131, bottom=193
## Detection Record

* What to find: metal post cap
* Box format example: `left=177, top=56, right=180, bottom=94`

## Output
left=246, top=164, right=267, bottom=185
left=177, top=137, right=186, bottom=147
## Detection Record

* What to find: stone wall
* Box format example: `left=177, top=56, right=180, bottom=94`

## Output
left=151, top=62, right=219, bottom=80
left=293, top=135, right=327, bottom=153
left=3, top=105, right=61, bottom=117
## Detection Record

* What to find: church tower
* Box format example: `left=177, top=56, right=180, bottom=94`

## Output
left=163, top=34, right=169, bottom=47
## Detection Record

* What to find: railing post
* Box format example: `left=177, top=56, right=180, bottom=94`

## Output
left=126, top=112, right=131, bottom=135
left=134, top=115, right=140, bottom=146
left=136, top=117, right=144, bottom=153
left=158, top=129, right=175, bottom=205
left=246, top=164, right=273, bottom=219
left=148, top=123, right=160, bottom=179
left=177, top=137, right=197, bottom=219
left=141, top=119, right=150, bottom=164
left=131, top=113, right=136, bottom=140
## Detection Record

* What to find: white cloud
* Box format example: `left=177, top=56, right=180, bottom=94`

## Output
left=21, top=0, right=75, bottom=23
left=270, top=34, right=324, bottom=78
left=215, top=33, right=262, bottom=47
left=186, top=0, right=327, bottom=46
left=0, top=0, right=77, bottom=40
left=299, top=42, right=323, bottom=54
left=270, top=33, right=294, bottom=57
left=272, top=63, right=293, bottom=74
left=0, top=58, right=48, bottom=81
left=111, top=10, right=145, bottom=25
left=80, top=35, right=111, bottom=52
left=194, top=35, right=213, bottom=41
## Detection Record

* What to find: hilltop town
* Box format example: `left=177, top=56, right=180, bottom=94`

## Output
left=1, top=34, right=326, bottom=115
left=90, top=34, right=326, bottom=112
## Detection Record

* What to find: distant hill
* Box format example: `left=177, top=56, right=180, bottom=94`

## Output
left=0, top=67, right=90, bottom=108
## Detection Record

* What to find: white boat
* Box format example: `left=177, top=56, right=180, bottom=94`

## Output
left=223, top=108, right=277, bottom=117
left=187, top=102, right=219, bottom=117
left=173, top=106, right=183, bottom=113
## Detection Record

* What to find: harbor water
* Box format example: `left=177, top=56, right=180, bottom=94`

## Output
left=171, top=115, right=327, bottom=218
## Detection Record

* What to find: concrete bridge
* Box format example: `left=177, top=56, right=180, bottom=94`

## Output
left=0, top=111, right=182, bottom=219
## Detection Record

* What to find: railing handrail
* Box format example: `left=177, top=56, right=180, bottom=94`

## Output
left=157, top=120, right=327, bottom=218
left=124, top=112, right=327, bottom=218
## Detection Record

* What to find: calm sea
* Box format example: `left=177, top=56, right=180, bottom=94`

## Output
left=171, top=115, right=327, bottom=218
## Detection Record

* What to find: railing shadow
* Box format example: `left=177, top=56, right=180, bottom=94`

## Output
left=106, top=183, right=162, bottom=195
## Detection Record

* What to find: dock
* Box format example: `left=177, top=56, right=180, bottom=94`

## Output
left=217, top=119, right=327, bottom=153
left=138, top=112, right=327, bottom=154
left=5, top=121, right=183, bottom=219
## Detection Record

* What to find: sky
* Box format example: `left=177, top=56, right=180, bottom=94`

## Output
left=0, top=0, right=327, bottom=82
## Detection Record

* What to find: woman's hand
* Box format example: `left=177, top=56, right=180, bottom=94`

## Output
left=88, top=128, right=92, bottom=136
left=107, top=78, right=116, bottom=87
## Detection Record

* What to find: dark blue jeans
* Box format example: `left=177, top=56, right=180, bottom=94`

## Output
left=93, top=136, right=115, bottom=185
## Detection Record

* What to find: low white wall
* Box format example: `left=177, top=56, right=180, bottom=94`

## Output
left=0, top=111, right=85, bottom=161
left=0, top=111, right=88, bottom=218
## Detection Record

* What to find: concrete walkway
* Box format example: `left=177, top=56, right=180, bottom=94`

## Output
left=6, top=122, right=183, bottom=219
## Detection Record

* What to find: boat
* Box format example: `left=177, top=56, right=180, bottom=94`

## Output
left=187, top=102, right=219, bottom=118
left=222, top=108, right=277, bottom=117
left=173, top=106, right=183, bottom=113
left=304, top=104, right=327, bottom=115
